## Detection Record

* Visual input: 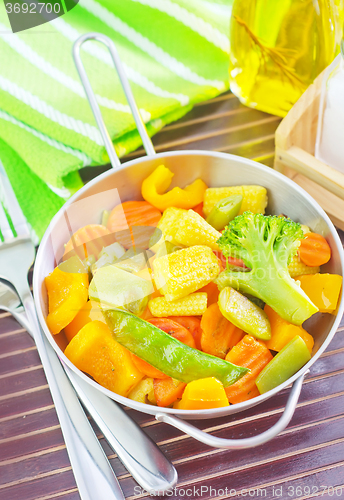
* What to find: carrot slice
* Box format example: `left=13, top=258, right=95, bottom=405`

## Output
left=200, top=303, right=244, bottom=359
left=148, top=318, right=196, bottom=348
left=131, top=354, right=168, bottom=379
left=154, top=377, right=186, bottom=407
left=298, top=232, right=331, bottom=267
left=198, top=281, right=219, bottom=307
left=107, top=201, right=161, bottom=249
left=167, top=316, right=202, bottom=350
left=225, top=335, right=273, bottom=404
left=215, top=251, right=247, bottom=270
left=63, top=224, right=115, bottom=260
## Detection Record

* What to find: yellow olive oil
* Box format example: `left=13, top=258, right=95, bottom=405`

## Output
left=229, top=0, right=342, bottom=117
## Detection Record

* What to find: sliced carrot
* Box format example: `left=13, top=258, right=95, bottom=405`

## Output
left=227, top=255, right=247, bottom=268
left=200, top=303, right=244, bottom=359
left=198, top=281, right=219, bottom=307
left=225, top=335, right=273, bottom=404
left=63, top=224, right=115, bottom=260
left=154, top=377, right=186, bottom=407
left=298, top=232, right=331, bottom=267
left=107, top=201, right=161, bottom=249
left=167, top=316, right=202, bottom=350
left=214, top=251, right=247, bottom=270
left=107, top=200, right=161, bottom=232
left=131, top=354, right=168, bottom=379
left=192, top=202, right=204, bottom=218
left=148, top=318, right=196, bottom=349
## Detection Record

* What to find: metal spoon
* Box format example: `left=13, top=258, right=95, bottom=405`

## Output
left=0, top=279, right=177, bottom=495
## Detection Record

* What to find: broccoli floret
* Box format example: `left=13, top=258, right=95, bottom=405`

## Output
left=215, top=212, right=318, bottom=325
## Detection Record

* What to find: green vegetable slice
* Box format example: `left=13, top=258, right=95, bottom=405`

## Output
left=104, top=309, right=249, bottom=386
left=256, top=335, right=311, bottom=394
left=218, top=287, right=271, bottom=340
left=89, top=265, right=153, bottom=316
left=206, top=195, right=243, bottom=231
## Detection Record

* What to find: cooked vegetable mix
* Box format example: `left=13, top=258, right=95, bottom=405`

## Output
left=43, top=166, right=342, bottom=409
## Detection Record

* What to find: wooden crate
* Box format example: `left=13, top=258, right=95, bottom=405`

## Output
left=274, top=69, right=344, bottom=231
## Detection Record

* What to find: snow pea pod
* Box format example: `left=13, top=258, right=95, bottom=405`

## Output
left=103, top=309, right=249, bottom=387
left=206, top=195, right=243, bottom=231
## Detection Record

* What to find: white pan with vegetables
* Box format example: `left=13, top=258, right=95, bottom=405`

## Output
left=33, top=34, right=344, bottom=449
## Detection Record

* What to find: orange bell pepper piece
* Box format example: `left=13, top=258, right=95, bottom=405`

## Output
left=225, top=335, right=273, bottom=404
left=263, top=305, right=314, bottom=353
left=65, top=321, right=143, bottom=397
left=141, top=164, right=207, bottom=212
left=174, top=377, right=229, bottom=410
left=45, top=266, right=88, bottom=335
left=64, top=300, right=107, bottom=342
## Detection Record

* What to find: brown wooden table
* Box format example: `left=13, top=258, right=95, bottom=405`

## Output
left=1, top=92, right=344, bottom=500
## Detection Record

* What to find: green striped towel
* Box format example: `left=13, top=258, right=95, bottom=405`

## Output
left=0, top=0, right=232, bottom=241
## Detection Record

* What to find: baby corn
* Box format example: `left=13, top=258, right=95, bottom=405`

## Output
left=203, top=186, right=268, bottom=217
left=148, top=293, right=208, bottom=317
left=288, top=255, right=320, bottom=278
left=153, top=207, right=221, bottom=251
left=153, top=245, right=220, bottom=301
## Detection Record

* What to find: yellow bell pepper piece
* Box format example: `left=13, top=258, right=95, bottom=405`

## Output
left=142, top=164, right=207, bottom=212
left=174, top=377, right=229, bottom=410
left=45, top=266, right=89, bottom=335
left=263, top=305, right=314, bottom=353
left=64, top=321, right=143, bottom=397
left=296, top=273, right=343, bottom=313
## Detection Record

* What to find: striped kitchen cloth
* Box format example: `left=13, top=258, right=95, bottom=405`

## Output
left=0, top=0, right=232, bottom=241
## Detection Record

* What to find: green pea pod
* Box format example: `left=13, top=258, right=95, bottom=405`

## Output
left=218, top=287, right=271, bottom=340
left=256, top=335, right=311, bottom=394
left=206, top=194, right=243, bottom=231
left=104, top=309, right=249, bottom=387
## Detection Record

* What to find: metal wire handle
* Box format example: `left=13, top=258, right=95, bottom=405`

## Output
left=73, top=33, right=156, bottom=169
left=156, top=372, right=308, bottom=449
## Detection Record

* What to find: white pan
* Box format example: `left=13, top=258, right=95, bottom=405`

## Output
left=33, top=33, right=344, bottom=449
